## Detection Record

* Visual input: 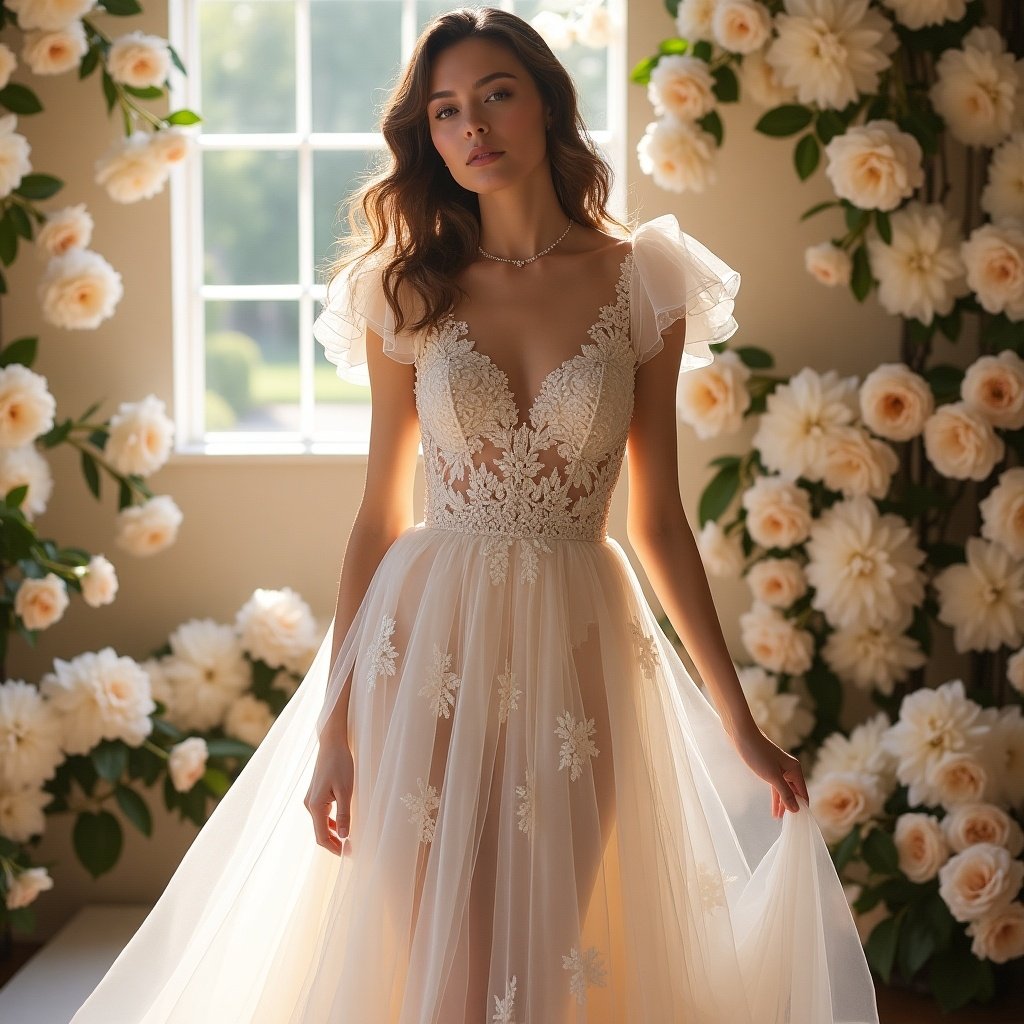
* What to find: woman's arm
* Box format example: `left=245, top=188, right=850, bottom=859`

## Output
left=625, top=317, right=807, bottom=815
left=319, top=322, right=422, bottom=747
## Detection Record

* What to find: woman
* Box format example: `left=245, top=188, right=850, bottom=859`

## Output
left=72, top=8, right=879, bottom=1023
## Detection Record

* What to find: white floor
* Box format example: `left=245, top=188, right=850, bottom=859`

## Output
left=0, top=903, right=149, bottom=1024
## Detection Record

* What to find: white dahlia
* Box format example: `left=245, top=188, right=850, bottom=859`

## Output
left=0, top=680, right=63, bottom=789
left=981, top=132, right=1024, bottom=224
left=821, top=622, right=927, bottom=695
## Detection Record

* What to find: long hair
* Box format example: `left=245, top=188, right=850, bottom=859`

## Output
left=317, top=6, right=631, bottom=339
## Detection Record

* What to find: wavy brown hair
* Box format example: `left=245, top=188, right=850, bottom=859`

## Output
left=316, top=6, right=631, bottom=340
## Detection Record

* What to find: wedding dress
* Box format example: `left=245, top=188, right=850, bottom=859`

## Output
left=70, top=213, right=879, bottom=1023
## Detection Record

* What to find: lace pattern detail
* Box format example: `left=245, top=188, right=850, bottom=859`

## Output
left=415, top=250, right=637, bottom=551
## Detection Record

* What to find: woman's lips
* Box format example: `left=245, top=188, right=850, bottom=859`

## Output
left=469, top=151, right=504, bottom=166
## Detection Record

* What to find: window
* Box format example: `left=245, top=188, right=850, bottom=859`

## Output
left=169, top=0, right=626, bottom=456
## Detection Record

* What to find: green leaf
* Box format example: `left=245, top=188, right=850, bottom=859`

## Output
left=0, top=336, right=38, bottom=368
left=865, top=914, right=901, bottom=983
left=794, top=133, right=819, bottom=180
left=927, top=541, right=965, bottom=568
left=875, top=210, right=892, bottom=245
left=832, top=825, right=861, bottom=871
left=936, top=307, right=962, bottom=343
left=0, top=216, right=17, bottom=266
left=698, top=462, right=741, bottom=526
left=79, top=45, right=101, bottom=79
left=122, top=84, right=163, bottom=99
left=899, top=899, right=938, bottom=980
left=924, top=363, right=964, bottom=401
left=91, top=740, right=128, bottom=782
left=98, top=0, right=143, bottom=14
left=6, top=906, right=36, bottom=934
left=799, top=199, right=841, bottom=222
left=708, top=454, right=741, bottom=469
left=80, top=450, right=101, bottom=499
left=150, top=716, right=186, bottom=742
left=711, top=64, right=738, bottom=103
left=850, top=243, right=872, bottom=301
left=8, top=204, right=32, bottom=240
left=73, top=811, right=123, bottom=877
left=114, top=784, right=153, bottom=836
left=4, top=484, right=27, bottom=508
left=628, top=55, right=659, bottom=85
left=204, top=737, right=256, bottom=758
left=203, top=767, right=232, bottom=797
left=928, top=945, right=995, bottom=1013
left=698, top=109, right=723, bottom=146
left=37, top=418, right=73, bottom=448
left=658, top=37, right=689, bottom=56
left=166, top=108, right=202, bottom=126
left=982, top=314, right=1022, bottom=354
left=755, top=104, right=813, bottom=137
left=13, top=173, right=63, bottom=201
left=0, top=83, right=43, bottom=115
left=732, top=346, right=774, bottom=369
left=862, top=826, right=900, bottom=874
left=814, top=109, right=845, bottom=145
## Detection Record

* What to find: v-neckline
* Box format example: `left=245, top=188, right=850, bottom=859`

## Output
left=441, top=245, right=635, bottom=431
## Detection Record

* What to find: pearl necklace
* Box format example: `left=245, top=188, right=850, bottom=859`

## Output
left=477, top=218, right=573, bottom=268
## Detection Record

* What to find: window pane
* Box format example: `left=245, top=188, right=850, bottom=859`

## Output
left=204, top=149, right=298, bottom=286
left=417, top=0, right=453, bottom=33
left=311, top=0, right=403, bottom=133
left=313, top=148, right=381, bottom=275
left=205, top=299, right=299, bottom=432
left=199, top=0, right=296, bottom=134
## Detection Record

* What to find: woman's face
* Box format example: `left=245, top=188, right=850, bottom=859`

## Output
left=426, top=36, right=550, bottom=194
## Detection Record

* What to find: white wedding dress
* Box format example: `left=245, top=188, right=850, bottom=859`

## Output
left=70, top=214, right=879, bottom=1023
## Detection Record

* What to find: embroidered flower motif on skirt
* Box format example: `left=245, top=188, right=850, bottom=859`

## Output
left=365, top=613, right=399, bottom=692
left=555, top=710, right=599, bottom=782
left=496, top=658, right=522, bottom=724
left=630, top=616, right=660, bottom=680
left=418, top=642, right=461, bottom=719
left=482, top=536, right=512, bottom=585
left=561, top=944, right=608, bottom=1005
left=696, top=860, right=739, bottom=912
left=400, top=776, right=440, bottom=845
left=490, top=974, right=521, bottom=1024
left=515, top=767, right=535, bottom=837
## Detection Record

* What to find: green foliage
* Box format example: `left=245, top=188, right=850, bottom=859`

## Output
left=73, top=811, right=123, bottom=878
left=206, top=330, right=262, bottom=416
left=698, top=460, right=741, bottom=526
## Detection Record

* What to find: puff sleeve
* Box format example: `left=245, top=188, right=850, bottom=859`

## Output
left=629, top=213, right=741, bottom=374
left=312, top=250, right=420, bottom=386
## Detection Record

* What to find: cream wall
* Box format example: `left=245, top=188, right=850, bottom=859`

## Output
left=10, top=2, right=906, bottom=941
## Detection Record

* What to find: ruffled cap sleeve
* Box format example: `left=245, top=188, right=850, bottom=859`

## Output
left=313, top=249, right=420, bottom=386
left=629, top=213, right=741, bottom=373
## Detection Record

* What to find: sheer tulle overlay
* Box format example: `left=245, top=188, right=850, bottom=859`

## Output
left=71, top=215, right=878, bottom=1024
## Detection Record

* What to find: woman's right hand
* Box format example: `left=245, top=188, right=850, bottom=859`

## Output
left=304, top=738, right=355, bottom=857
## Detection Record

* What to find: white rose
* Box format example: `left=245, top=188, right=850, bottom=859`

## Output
left=36, top=202, right=92, bottom=259
left=988, top=706, right=1024, bottom=808
left=745, top=557, right=807, bottom=609
left=21, top=21, right=87, bottom=75
left=0, top=680, right=63, bottom=790
left=115, top=495, right=183, bottom=557
left=651, top=54, right=716, bottom=122
left=961, top=221, right=1024, bottom=320
left=529, top=11, right=574, bottom=50
left=5, top=0, right=94, bottom=31
left=636, top=116, right=718, bottom=194
left=675, top=0, right=716, bottom=43
left=145, top=126, right=191, bottom=166
left=961, top=350, right=1024, bottom=429
left=929, top=26, right=1024, bottom=148
left=0, top=365, right=54, bottom=448
left=980, top=467, right=1024, bottom=558
left=966, top=902, right=1024, bottom=963
left=573, top=6, right=612, bottom=48
left=80, top=554, right=118, bottom=608
left=677, top=349, right=751, bottom=439
left=105, top=394, right=174, bottom=477
left=741, top=475, right=813, bottom=550
left=94, top=131, right=169, bottom=204
left=106, top=31, right=171, bottom=89
left=167, top=736, right=208, bottom=793
left=38, top=248, right=123, bottom=329
left=0, top=43, right=16, bottom=90
left=804, top=242, right=852, bottom=287
left=235, top=587, right=319, bottom=670
left=859, top=363, right=934, bottom=441
left=807, top=771, right=886, bottom=845
left=942, top=803, right=1024, bottom=856
left=738, top=600, right=814, bottom=676
left=820, top=426, right=899, bottom=499
left=0, top=782, right=50, bottom=842
left=923, top=401, right=1005, bottom=480
left=928, top=751, right=990, bottom=807
left=982, top=133, right=1024, bottom=225
left=0, top=114, right=31, bottom=203
left=1008, top=645, right=1024, bottom=696
left=739, top=48, right=798, bottom=109
left=711, top=0, right=771, bottom=54
left=894, top=813, right=951, bottom=882
left=224, top=694, right=275, bottom=747
left=696, top=520, right=745, bottom=578
left=880, top=0, right=967, bottom=30
left=735, top=664, right=814, bottom=749
left=0, top=444, right=53, bottom=519
left=938, top=842, right=1024, bottom=922
left=4, top=865, right=53, bottom=909
left=14, top=573, right=67, bottom=631
left=824, top=119, right=924, bottom=212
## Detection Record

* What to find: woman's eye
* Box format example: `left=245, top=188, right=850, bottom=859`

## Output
left=433, top=88, right=511, bottom=121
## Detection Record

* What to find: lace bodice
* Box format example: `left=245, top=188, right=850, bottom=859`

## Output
left=415, top=250, right=636, bottom=546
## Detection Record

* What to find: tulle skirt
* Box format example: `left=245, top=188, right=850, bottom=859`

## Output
left=70, top=524, right=879, bottom=1024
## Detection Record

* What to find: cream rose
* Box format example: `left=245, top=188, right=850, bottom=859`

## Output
left=21, top=21, right=87, bottom=75
left=711, top=0, right=771, bottom=54
left=697, top=520, right=746, bottom=578
left=106, top=31, right=171, bottom=89
left=745, top=557, right=807, bottom=609
left=36, top=202, right=92, bottom=259
left=966, top=902, right=1024, bottom=963
left=928, top=752, right=990, bottom=807
left=741, top=475, right=813, bottom=550
left=923, top=401, right=1005, bottom=480
left=0, top=364, right=55, bottom=448
left=808, top=771, right=886, bottom=845
left=115, top=495, right=183, bottom=557
left=942, top=802, right=1024, bottom=856
left=0, top=114, right=30, bottom=202
left=105, top=394, right=174, bottom=477
left=739, top=48, right=798, bottom=109
left=4, top=865, right=53, bottom=909
left=824, top=119, right=924, bottom=212
left=648, top=54, right=716, bottom=122
left=224, top=694, right=275, bottom=747
left=738, top=600, right=814, bottom=676
left=980, top=467, right=1024, bottom=558
left=938, top=842, right=1024, bottom=922
left=38, top=248, right=123, bottom=330
left=636, top=117, right=718, bottom=194
left=677, top=349, right=751, bottom=439
left=0, top=43, right=16, bottom=91
left=167, top=736, right=208, bottom=793
left=94, top=131, right=169, bottom=204
left=5, top=0, right=94, bottom=32
left=859, top=363, right=934, bottom=441
left=80, top=554, right=118, bottom=608
left=820, top=426, right=899, bottom=498
left=962, top=350, right=1024, bottom=429
left=804, top=242, right=852, bottom=287
left=894, top=812, right=951, bottom=882
left=14, top=573, right=68, bottom=631
left=961, top=221, right=1024, bottom=320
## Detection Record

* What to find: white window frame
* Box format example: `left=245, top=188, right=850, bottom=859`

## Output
left=168, top=0, right=627, bottom=461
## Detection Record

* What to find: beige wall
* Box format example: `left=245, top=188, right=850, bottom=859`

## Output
left=10, top=3, right=907, bottom=941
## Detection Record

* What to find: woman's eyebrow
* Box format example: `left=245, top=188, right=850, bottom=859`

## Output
left=427, top=71, right=518, bottom=102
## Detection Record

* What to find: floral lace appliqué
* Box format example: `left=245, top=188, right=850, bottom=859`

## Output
left=515, top=766, right=535, bottom=837
left=496, top=658, right=522, bottom=724
left=365, top=613, right=399, bottom=692
left=418, top=642, right=461, bottom=719
left=562, top=944, right=608, bottom=1005
left=400, top=777, right=440, bottom=845
left=555, top=709, right=599, bottom=782
left=491, top=974, right=522, bottom=1024
left=414, top=250, right=638, bottom=565
left=630, top=616, right=661, bottom=680
left=696, top=860, right=739, bottom=912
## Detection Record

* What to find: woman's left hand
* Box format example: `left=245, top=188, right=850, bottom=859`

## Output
left=732, top=726, right=809, bottom=818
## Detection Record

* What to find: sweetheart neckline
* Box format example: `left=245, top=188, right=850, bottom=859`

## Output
left=439, top=247, right=635, bottom=432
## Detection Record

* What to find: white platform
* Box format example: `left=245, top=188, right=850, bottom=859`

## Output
left=0, top=903, right=149, bottom=1024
